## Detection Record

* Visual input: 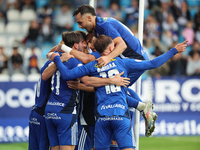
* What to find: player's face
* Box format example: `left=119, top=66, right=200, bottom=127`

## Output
left=101, top=41, right=115, bottom=56
left=77, top=39, right=87, bottom=52
left=76, top=13, right=94, bottom=33
left=86, top=33, right=97, bottom=52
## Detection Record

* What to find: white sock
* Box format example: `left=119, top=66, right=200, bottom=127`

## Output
left=137, top=102, right=146, bottom=112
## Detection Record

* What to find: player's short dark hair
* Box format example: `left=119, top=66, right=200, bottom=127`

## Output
left=73, top=4, right=96, bottom=16
left=94, top=35, right=113, bottom=54
left=75, top=30, right=87, bottom=40
left=62, top=31, right=83, bottom=48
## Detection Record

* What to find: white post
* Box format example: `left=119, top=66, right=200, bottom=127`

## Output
left=89, top=0, right=97, bottom=10
left=134, top=1, right=145, bottom=150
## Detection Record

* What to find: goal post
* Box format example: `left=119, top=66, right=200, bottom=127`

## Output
left=134, top=1, right=145, bottom=150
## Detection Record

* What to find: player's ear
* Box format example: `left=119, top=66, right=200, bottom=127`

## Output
left=87, top=15, right=92, bottom=22
left=73, top=43, right=78, bottom=49
left=109, top=45, right=112, bottom=52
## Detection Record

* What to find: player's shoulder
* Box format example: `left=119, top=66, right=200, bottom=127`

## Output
left=65, top=58, right=82, bottom=68
left=90, top=51, right=101, bottom=59
left=67, top=57, right=81, bottom=63
left=96, top=17, right=114, bottom=26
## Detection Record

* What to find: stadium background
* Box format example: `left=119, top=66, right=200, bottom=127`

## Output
left=0, top=0, right=200, bottom=149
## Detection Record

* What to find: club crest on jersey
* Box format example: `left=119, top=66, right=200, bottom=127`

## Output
left=103, top=17, right=107, bottom=21
left=111, top=58, right=116, bottom=61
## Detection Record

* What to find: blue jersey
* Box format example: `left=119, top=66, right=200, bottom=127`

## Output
left=34, top=60, right=52, bottom=116
left=90, top=51, right=101, bottom=59
left=95, top=17, right=148, bottom=60
left=45, top=58, right=83, bottom=114
left=54, top=48, right=178, bottom=117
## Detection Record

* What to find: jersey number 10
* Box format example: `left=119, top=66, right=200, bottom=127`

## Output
left=100, top=69, right=121, bottom=94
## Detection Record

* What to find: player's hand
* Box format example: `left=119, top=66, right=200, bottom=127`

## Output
left=96, top=56, right=111, bottom=67
left=67, top=80, right=79, bottom=90
left=111, top=71, right=130, bottom=87
left=49, top=53, right=60, bottom=61
left=175, top=40, right=188, bottom=53
left=61, top=53, right=74, bottom=62
left=56, top=40, right=65, bottom=52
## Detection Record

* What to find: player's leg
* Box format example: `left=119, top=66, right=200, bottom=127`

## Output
left=29, top=110, right=39, bottom=150
left=29, top=109, right=50, bottom=150
left=57, top=113, right=77, bottom=149
left=141, top=101, right=158, bottom=137
left=127, top=78, right=157, bottom=136
left=60, top=145, right=75, bottom=150
left=52, top=145, right=60, bottom=150
left=45, top=112, right=59, bottom=148
left=75, top=124, right=94, bottom=150
left=94, top=117, right=113, bottom=150
left=112, top=117, right=135, bottom=150
left=110, top=140, right=120, bottom=150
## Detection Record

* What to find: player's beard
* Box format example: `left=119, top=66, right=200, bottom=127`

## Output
left=87, top=28, right=95, bottom=34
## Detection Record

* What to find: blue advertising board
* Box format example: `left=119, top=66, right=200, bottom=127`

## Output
left=136, top=77, right=200, bottom=136
left=0, top=77, right=200, bottom=142
left=0, top=81, right=37, bottom=142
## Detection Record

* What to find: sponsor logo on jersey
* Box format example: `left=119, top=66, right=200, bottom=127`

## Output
left=101, top=104, right=125, bottom=110
left=29, top=117, right=40, bottom=125
left=47, top=101, right=65, bottom=107
left=45, top=113, right=61, bottom=119
left=98, top=116, right=123, bottom=121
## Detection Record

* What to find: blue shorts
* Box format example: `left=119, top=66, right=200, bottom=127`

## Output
left=94, top=116, right=135, bottom=150
left=29, top=109, right=49, bottom=150
left=45, top=112, right=77, bottom=147
left=75, top=125, right=94, bottom=150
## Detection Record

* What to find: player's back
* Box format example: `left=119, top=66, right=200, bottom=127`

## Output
left=45, top=58, right=82, bottom=114
left=34, top=60, right=52, bottom=112
left=87, top=57, right=130, bottom=118
left=96, top=17, right=147, bottom=60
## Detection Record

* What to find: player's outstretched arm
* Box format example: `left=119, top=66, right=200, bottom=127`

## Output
left=46, top=41, right=73, bottom=59
left=128, top=41, right=188, bottom=72
left=47, top=42, right=96, bottom=64
left=81, top=71, right=130, bottom=87
left=42, top=53, right=74, bottom=81
left=67, top=80, right=95, bottom=92
left=70, top=50, right=96, bottom=64
left=174, top=40, right=188, bottom=53
left=52, top=55, right=89, bottom=80
left=68, top=72, right=130, bottom=93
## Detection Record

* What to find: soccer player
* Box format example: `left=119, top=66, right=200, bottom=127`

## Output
left=72, top=4, right=148, bottom=84
left=53, top=4, right=155, bottom=134
left=44, top=31, right=86, bottom=150
left=49, top=35, right=187, bottom=149
left=28, top=60, right=52, bottom=150
left=43, top=31, right=130, bottom=150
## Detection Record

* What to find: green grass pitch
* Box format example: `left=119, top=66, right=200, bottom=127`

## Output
left=0, top=136, right=199, bottom=150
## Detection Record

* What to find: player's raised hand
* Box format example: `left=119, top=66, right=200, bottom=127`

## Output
left=111, top=71, right=130, bottom=87
left=96, top=55, right=111, bottom=67
left=49, top=52, right=60, bottom=61
left=175, top=40, right=188, bottom=53
left=61, top=53, right=74, bottom=62
left=56, top=40, right=65, bottom=52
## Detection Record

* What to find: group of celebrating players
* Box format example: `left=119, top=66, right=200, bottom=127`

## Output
left=28, top=4, right=188, bottom=150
